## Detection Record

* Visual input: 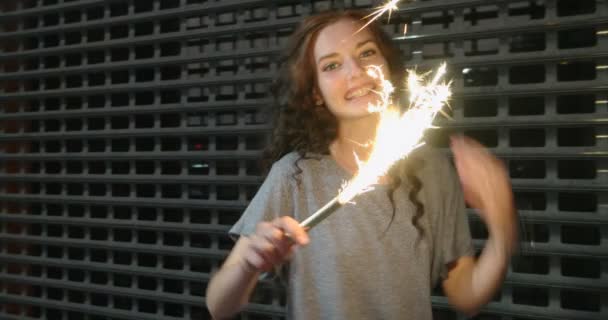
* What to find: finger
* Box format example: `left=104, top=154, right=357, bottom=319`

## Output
left=249, top=234, right=282, bottom=267
left=255, top=221, right=291, bottom=257
left=276, top=216, right=309, bottom=245
left=243, top=250, right=270, bottom=272
left=260, top=227, right=292, bottom=257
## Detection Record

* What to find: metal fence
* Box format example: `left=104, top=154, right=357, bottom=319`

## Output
left=0, top=0, right=605, bottom=319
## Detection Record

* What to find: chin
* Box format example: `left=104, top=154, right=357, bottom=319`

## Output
left=335, top=109, right=380, bottom=121
left=348, top=96, right=382, bottom=111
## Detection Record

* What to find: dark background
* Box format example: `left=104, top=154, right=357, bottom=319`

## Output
left=0, top=0, right=606, bottom=319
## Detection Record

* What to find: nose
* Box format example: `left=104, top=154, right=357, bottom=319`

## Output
left=346, top=57, right=366, bottom=79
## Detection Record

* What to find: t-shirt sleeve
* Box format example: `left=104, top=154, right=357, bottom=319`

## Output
left=434, top=154, right=476, bottom=281
left=229, top=159, right=295, bottom=239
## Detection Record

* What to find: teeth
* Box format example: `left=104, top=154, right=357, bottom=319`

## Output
left=347, top=87, right=373, bottom=99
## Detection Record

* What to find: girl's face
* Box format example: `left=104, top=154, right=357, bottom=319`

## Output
left=313, top=19, right=390, bottom=121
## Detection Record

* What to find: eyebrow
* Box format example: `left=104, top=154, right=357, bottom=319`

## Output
left=316, top=39, right=375, bottom=65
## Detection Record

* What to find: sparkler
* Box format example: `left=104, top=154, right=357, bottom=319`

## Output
left=300, top=63, right=451, bottom=230
left=298, top=0, right=450, bottom=230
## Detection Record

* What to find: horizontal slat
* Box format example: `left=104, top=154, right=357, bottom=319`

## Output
left=0, top=0, right=275, bottom=39
left=0, top=173, right=605, bottom=191
left=0, top=314, right=32, bottom=320
left=1, top=0, right=277, bottom=21
left=2, top=210, right=607, bottom=237
left=432, top=297, right=606, bottom=320
left=512, top=211, right=608, bottom=225
left=2, top=44, right=606, bottom=83
left=0, top=173, right=263, bottom=185
left=0, top=274, right=207, bottom=306
left=505, top=272, right=608, bottom=293
left=0, top=107, right=605, bottom=130
left=0, top=150, right=263, bottom=160
left=0, top=194, right=249, bottom=210
left=395, top=15, right=608, bottom=43
left=437, top=114, right=608, bottom=129
left=1, top=117, right=606, bottom=140
left=0, top=215, right=232, bottom=235
left=468, top=210, right=608, bottom=226
left=0, top=253, right=216, bottom=282
left=0, top=16, right=301, bottom=60
left=0, top=0, right=107, bottom=21
left=0, top=234, right=226, bottom=258
left=472, top=240, right=607, bottom=259
left=0, top=253, right=277, bottom=289
left=508, top=180, right=607, bottom=192
left=2, top=75, right=605, bottom=101
left=1, top=148, right=605, bottom=161
left=0, top=47, right=279, bottom=81
left=0, top=294, right=285, bottom=319
left=454, top=81, right=608, bottom=98
left=2, top=233, right=605, bottom=259
left=0, top=73, right=275, bottom=101
left=0, top=100, right=269, bottom=121
left=407, top=47, right=608, bottom=70
left=0, top=125, right=271, bottom=141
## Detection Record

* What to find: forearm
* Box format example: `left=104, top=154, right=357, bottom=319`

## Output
left=206, top=239, right=260, bottom=319
left=445, top=203, right=517, bottom=316
left=469, top=226, right=516, bottom=308
left=206, top=218, right=308, bottom=319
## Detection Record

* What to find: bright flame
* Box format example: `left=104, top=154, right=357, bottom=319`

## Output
left=366, top=65, right=393, bottom=113
left=354, top=0, right=402, bottom=35
left=336, top=63, right=451, bottom=204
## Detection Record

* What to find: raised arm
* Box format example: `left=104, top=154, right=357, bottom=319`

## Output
left=442, top=136, right=518, bottom=316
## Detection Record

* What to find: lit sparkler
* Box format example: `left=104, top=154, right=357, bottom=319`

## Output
left=300, top=63, right=451, bottom=230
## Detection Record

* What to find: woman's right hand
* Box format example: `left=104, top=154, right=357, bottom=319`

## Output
left=239, top=216, right=310, bottom=273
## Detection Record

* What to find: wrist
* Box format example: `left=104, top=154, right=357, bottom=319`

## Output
left=483, top=204, right=517, bottom=255
left=237, top=257, right=261, bottom=276
left=486, top=225, right=517, bottom=257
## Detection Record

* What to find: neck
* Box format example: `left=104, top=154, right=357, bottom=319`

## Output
left=330, top=114, right=380, bottom=173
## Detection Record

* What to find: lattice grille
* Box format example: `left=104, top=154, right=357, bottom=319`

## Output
left=0, top=1, right=606, bottom=320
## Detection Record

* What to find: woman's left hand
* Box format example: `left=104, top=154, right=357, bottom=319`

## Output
left=450, top=135, right=517, bottom=239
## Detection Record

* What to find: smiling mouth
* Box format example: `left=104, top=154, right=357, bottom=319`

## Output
left=345, top=85, right=377, bottom=100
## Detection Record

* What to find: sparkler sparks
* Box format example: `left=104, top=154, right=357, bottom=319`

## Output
left=300, top=63, right=452, bottom=230
left=338, top=63, right=450, bottom=204
left=354, top=0, right=402, bottom=35
left=299, top=0, right=451, bottom=230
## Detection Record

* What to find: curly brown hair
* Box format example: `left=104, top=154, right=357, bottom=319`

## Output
left=263, top=9, right=425, bottom=239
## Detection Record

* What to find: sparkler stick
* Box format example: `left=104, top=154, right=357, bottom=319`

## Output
left=299, top=64, right=451, bottom=231
left=300, top=197, right=341, bottom=229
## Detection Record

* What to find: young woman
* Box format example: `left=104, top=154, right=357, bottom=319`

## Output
left=206, top=10, right=517, bottom=320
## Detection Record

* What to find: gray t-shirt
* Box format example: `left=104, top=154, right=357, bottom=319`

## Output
left=230, top=148, right=474, bottom=320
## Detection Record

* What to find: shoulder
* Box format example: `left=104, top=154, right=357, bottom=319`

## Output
left=267, top=152, right=336, bottom=192
left=410, top=145, right=453, bottom=176
left=270, top=152, right=299, bottom=173
left=270, top=151, right=326, bottom=175
left=406, top=145, right=460, bottom=195
left=264, top=152, right=298, bottom=184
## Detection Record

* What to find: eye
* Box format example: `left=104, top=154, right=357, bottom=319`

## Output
left=360, top=49, right=377, bottom=58
left=323, top=62, right=340, bottom=72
